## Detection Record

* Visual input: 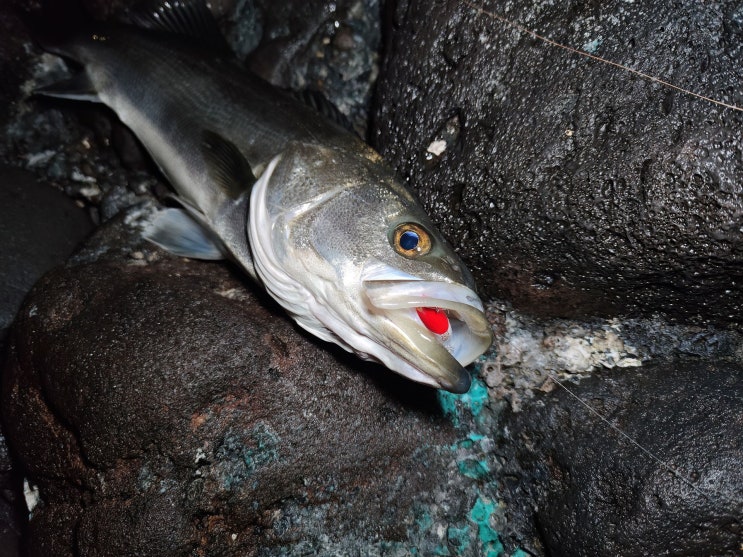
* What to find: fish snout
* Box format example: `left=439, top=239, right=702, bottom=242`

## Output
left=360, top=262, right=493, bottom=392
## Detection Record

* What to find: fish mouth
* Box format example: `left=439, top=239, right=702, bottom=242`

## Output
left=361, top=263, right=493, bottom=393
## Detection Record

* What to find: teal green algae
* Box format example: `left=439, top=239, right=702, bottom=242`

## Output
left=447, top=525, right=471, bottom=554
left=403, top=364, right=528, bottom=557
left=451, top=432, right=491, bottom=480
left=215, top=423, right=279, bottom=490
left=469, top=496, right=503, bottom=556
left=457, top=457, right=490, bottom=480
left=409, top=496, right=505, bottom=556
left=437, top=374, right=490, bottom=428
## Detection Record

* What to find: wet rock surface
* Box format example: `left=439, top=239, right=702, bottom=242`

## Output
left=0, top=424, right=22, bottom=557
left=497, top=360, right=743, bottom=556
left=1, top=215, right=503, bottom=557
left=5, top=217, right=741, bottom=557
left=373, top=0, right=743, bottom=324
left=241, top=0, right=381, bottom=135
left=2, top=0, right=743, bottom=555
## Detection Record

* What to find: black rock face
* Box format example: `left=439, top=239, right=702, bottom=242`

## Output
left=3, top=0, right=743, bottom=554
left=0, top=5, right=32, bottom=130
left=374, top=0, right=743, bottom=324
left=498, top=360, right=743, bottom=556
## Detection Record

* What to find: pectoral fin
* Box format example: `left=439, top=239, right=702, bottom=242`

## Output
left=201, top=130, right=257, bottom=200
left=144, top=207, right=226, bottom=260
left=294, top=89, right=357, bottom=135
left=34, top=72, right=100, bottom=102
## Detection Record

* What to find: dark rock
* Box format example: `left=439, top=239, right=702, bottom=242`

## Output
left=0, top=168, right=90, bottom=557
left=0, top=5, right=32, bottom=130
left=0, top=424, right=23, bottom=557
left=1, top=214, right=503, bottom=556
left=0, top=166, right=93, bottom=344
left=245, top=0, right=381, bottom=136
left=373, top=0, right=743, bottom=325
left=0, top=165, right=93, bottom=557
left=498, top=360, right=743, bottom=556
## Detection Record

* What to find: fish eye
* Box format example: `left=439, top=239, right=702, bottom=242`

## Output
left=392, top=223, right=432, bottom=258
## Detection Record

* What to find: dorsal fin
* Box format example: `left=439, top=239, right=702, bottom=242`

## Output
left=201, top=130, right=257, bottom=200
left=128, top=0, right=232, bottom=54
left=293, top=89, right=358, bottom=135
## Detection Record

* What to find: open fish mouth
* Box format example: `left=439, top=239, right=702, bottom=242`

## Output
left=361, top=264, right=493, bottom=393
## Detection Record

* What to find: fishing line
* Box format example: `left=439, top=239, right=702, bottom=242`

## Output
left=547, top=372, right=740, bottom=507
left=461, top=0, right=743, bottom=113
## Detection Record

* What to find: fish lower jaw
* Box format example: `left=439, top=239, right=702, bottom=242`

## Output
left=355, top=337, right=470, bottom=393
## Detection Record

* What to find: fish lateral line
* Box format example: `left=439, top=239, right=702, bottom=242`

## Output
left=546, top=372, right=741, bottom=509
left=460, top=0, right=743, bottom=113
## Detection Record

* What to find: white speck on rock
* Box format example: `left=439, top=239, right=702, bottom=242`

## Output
left=124, top=202, right=158, bottom=231
left=426, top=139, right=447, bottom=157
left=23, top=478, right=40, bottom=516
left=215, top=287, right=251, bottom=301
left=71, top=169, right=97, bottom=184
left=194, top=447, right=208, bottom=465
left=78, top=184, right=102, bottom=201
left=25, top=150, right=56, bottom=167
left=581, top=37, right=603, bottom=53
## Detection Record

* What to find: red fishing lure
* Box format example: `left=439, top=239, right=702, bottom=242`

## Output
left=416, top=307, right=450, bottom=335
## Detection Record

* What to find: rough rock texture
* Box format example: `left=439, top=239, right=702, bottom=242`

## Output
left=1, top=215, right=504, bottom=557
left=242, top=0, right=381, bottom=135
left=0, top=423, right=22, bottom=557
left=0, top=5, right=32, bottom=131
left=374, top=0, right=743, bottom=324
left=4, top=0, right=743, bottom=555
left=0, top=167, right=92, bottom=557
left=497, top=360, right=743, bottom=556
left=7, top=213, right=740, bottom=556
left=0, top=167, right=93, bottom=342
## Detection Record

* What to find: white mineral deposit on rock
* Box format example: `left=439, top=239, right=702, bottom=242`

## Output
left=22, top=478, right=40, bottom=516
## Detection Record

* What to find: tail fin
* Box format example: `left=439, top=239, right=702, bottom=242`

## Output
left=21, top=1, right=101, bottom=102
left=19, top=0, right=92, bottom=59
left=33, top=73, right=99, bottom=103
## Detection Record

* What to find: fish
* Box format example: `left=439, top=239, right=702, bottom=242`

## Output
left=32, top=0, right=493, bottom=393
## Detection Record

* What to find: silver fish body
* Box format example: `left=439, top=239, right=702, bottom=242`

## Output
left=37, top=3, right=492, bottom=393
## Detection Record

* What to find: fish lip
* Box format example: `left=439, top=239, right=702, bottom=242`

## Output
left=440, top=366, right=472, bottom=394
left=361, top=264, right=493, bottom=393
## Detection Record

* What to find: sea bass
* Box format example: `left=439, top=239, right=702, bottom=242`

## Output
left=34, top=0, right=492, bottom=393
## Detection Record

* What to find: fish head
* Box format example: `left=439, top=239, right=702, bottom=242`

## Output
left=249, top=142, right=493, bottom=393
